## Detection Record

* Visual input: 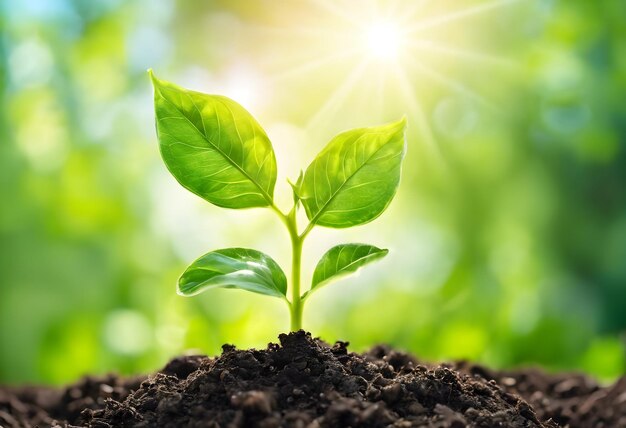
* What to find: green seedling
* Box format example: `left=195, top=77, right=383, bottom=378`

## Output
left=149, top=70, right=407, bottom=331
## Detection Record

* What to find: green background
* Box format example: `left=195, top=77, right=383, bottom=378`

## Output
left=1, top=0, right=625, bottom=385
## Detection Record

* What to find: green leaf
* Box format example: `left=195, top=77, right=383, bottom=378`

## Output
left=299, top=118, right=406, bottom=228
left=308, top=243, right=388, bottom=295
left=178, top=248, right=287, bottom=298
left=149, top=70, right=277, bottom=209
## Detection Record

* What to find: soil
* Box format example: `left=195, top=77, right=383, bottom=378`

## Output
left=0, top=331, right=623, bottom=428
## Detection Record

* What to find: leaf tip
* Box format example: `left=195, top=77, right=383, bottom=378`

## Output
left=148, top=68, right=161, bottom=90
left=377, top=117, right=407, bottom=139
left=395, top=116, right=408, bottom=130
left=392, top=117, right=408, bottom=155
left=176, top=279, right=191, bottom=297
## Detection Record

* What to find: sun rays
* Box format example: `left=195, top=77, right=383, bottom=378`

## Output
left=306, top=60, right=371, bottom=131
left=244, top=0, right=523, bottom=153
left=406, top=0, right=522, bottom=34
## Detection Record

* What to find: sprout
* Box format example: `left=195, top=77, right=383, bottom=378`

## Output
left=150, top=70, right=406, bottom=331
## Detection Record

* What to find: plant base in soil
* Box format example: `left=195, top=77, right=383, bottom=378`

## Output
left=1, top=331, right=624, bottom=427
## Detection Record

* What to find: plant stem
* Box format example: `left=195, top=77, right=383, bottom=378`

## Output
left=289, top=231, right=303, bottom=331
left=271, top=202, right=308, bottom=331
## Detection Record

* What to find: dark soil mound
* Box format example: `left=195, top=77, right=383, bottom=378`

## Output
left=1, top=331, right=624, bottom=427
left=82, top=331, right=549, bottom=428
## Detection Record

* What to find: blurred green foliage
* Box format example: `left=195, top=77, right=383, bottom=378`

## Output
left=1, top=0, right=625, bottom=385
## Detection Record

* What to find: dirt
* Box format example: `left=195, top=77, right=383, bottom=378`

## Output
left=0, top=331, right=623, bottom=428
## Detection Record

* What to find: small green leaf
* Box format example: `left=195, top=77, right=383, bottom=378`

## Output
left=308, top=244, right=388, bottom=295
left=288, top=170, right=304, bottom=205
left=178, top=248, right=287, bottom=298
left=299, top=118, right=406, bottom=228
left=150, top=70, right=277, bottom=209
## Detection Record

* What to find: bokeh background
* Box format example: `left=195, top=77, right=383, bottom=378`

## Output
left=1, top=0, right=625, bottom=385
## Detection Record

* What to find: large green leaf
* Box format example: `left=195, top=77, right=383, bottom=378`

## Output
left=150, top=70, right=277, bottom=209
left=178, top=248, right=287, bottom=298
left=299, top=118, right=406, bottom=228
left=308, top=243, right=388, bottom=295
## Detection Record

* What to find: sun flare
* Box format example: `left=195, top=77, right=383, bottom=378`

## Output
left=256, top=0, right=520, bottom=146
left=363, top=22, right=403, bottom=60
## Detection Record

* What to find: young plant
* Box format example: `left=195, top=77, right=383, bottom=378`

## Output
left=149, top=70, right=407, bottom=331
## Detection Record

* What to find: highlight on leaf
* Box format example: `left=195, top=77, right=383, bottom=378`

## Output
left=178, top=248, right=287, bottom=299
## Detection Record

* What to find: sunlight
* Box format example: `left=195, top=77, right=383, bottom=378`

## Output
left=252, top=0, right=522, bottom=143
left=306, top=60, right=370, bottom=130
left=363, top=22, right=403, bottom=60
left=268, top=47, right=363, bottom=83
left=406, top=57, right=495, bottom=111
left=407, top=0, right=521, bottom=34
left=222, top=69, right=263, bottom=110
left=408, top=40, right=518, bottom=70
left=393, top=66, right=440, bottom=157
